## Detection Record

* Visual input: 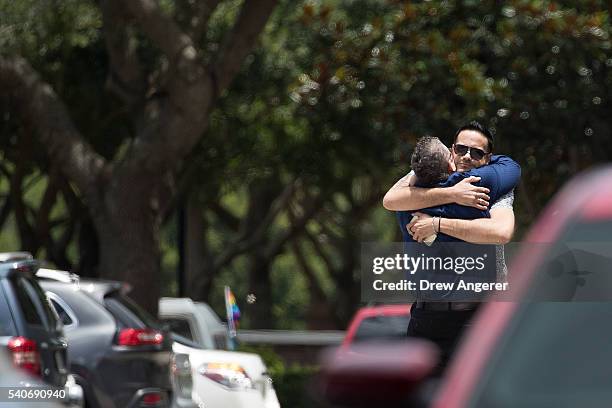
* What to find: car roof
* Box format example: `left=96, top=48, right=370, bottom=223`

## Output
left=37, top=277, right=129, bottom=303
left=0, top=252, right=33, bottom=263
left=0, top=258, right=39, bottom=279
left=352, top=304, right=411, bottom=318
left=159, top=297, right=197, bottom=314
left=33, top=266, right=133, bottom=303
left=159, top=297, right=225, bottom=329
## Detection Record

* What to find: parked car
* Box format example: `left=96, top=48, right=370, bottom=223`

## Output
left=159, top=297, right=230, bottom=350
left=159, top=297, right=281, bottom=408
left=0, top=348, right=66, bottom=408
left=342, top=304, right=411, bottom=348
left=318, top=165, right=612, bottom=407
left=0, top=254, right=69, bottom=390
left=37, top=270, right=174, bottom=408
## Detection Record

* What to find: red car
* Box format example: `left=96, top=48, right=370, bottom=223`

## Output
left=342, top=304, right=411, bottom=349
left=320, top=166, right=612, bottom=408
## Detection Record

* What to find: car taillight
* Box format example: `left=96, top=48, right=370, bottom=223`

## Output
left=117, top=328, right=163, bottom=346
left=141, top=391, right=163, bottom=406
left=7, top=336, right=41, bottom=377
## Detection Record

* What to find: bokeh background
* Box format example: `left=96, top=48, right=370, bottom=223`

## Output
left=1, top=0, right=610, bottom=332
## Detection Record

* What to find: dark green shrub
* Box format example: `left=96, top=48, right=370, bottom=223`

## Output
left=238, top=345, right=321, bottom=408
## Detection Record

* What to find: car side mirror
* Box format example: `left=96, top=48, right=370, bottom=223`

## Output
left=316, top=339, right=439, bottom=407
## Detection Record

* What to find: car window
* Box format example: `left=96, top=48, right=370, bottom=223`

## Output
left=353, top=315, right=411, bottom=343
left=0, top=287, right=17, bottom=336
left=11, top=276, right=44, bottom=327
left=104, top=294, right=160, bottom=329
left=160, top=317, right=193, bottom=340
left=519, top=220, right=612, bottom=302
left=49, top=298, right=73, bottom=326
left=29, top=279, right=60, bottom=331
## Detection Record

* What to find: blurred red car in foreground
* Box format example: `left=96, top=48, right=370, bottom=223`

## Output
left=342, top=304, right=411, bottom=349
left=319, top=165, right=612, bottom=408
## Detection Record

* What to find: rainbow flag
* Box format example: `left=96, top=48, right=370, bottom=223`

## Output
left=224, top=286, right=241, bottom=340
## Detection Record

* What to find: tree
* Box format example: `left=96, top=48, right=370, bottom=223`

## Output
left=1, top=0, right=609, bottom=328
left=1, top=0, right=278, bottom=313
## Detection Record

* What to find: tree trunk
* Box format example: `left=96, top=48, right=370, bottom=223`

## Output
left=185, top=195, right=215, bottom=301
left=247, top=249, right=273, bottom=328
left=75, top=215, right=100, bottom=278
left=93, top=178, right=163, bottom=314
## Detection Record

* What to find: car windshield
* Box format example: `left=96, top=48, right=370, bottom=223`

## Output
left=105, top=293, right=161, bottom=329
left=161, top=317, right=193, bottom=340
left=473, top=303, right=612, bottom=408
left=353, top=314, right=411, bottom=343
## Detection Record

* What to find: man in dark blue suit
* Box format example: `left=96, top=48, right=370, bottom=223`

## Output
left=383, top=121, right=520, bottom=371
left=397, top=136, right=520, bottom=244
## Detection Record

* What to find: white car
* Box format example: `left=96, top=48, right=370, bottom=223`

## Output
left=172, top=342, right=280, bottom=408
left=160, top=298, right=281, bottom=408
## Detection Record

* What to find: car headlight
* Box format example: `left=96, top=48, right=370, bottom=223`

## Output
left=197, top=362, right=255, bottom=390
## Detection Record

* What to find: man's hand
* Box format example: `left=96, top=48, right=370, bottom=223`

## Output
left=407, top=212, right=435, bottom=243
left=449, top=176, right=491, bottom=210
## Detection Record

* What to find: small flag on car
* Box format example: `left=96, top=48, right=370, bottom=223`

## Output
left=224, top=286, right=241, bottom=348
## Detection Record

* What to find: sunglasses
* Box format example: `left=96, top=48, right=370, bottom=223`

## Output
left=453, top=144, right=488, bottom=160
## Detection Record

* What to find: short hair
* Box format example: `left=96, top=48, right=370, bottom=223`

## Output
left=411, top=136, right=450, bottom=186
left=453, top=121, right=494, bottom=153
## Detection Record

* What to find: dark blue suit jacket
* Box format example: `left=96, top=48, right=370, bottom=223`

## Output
left=397, top=155, right=520, bottom=243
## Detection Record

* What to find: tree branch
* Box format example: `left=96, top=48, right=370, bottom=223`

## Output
left=118, top=0, right=194, bottom=63
left=211, top=0, right=278, bottom=91
left=35, top=168, right=60, bottom=244
left=212, top=179, right=297, bottom=270
left=176, top=0, right=222, bottom=40
left=0, top=163, right=12, bottom=231
left=100, top=0, right=146, bottom=104
left=291, top=239, right=327, bottom=301
left=109, top=0, right=277, bottom=177
left=9, top=158, right=36, bottom=251
left=304, top=226, right=337, bottom=278
left=44, top=215, right=76, bottom=271
left=0, top=57, right=106, bottom=197
left=210, top=202, right=240, bottom=232
left=264, top=192, right=324, bottom=258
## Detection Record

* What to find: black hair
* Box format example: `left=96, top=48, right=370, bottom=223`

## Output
left=453, top=121, right=494, bottom=153
left=411, top=136, right=450, bottom=186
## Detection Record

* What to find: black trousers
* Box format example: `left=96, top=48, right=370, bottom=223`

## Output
left=407, top=304, right=478, bottom=375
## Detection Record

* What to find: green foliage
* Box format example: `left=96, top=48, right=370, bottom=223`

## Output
left=272, top=364, right=320, bottom=408
left=237, top=345, right=319, bottom=408
left=1, top=0, right=101, bottom=61
left=2, top=0, right=611, bottom=327
left=271, top=252, right=310, bottom=329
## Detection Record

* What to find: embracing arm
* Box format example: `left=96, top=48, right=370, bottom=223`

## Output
left=383, top=173, right=491, bottom=211
left=439, top=207, right=515, bottom=244
left=444, top=155, right=521, bottom=203
left=408, top=206, right=515, bottom=244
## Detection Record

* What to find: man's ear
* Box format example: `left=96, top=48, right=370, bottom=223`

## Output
left=484, top=153, right=492, bottom=164
left=448, top=158, right=456, bottom=172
